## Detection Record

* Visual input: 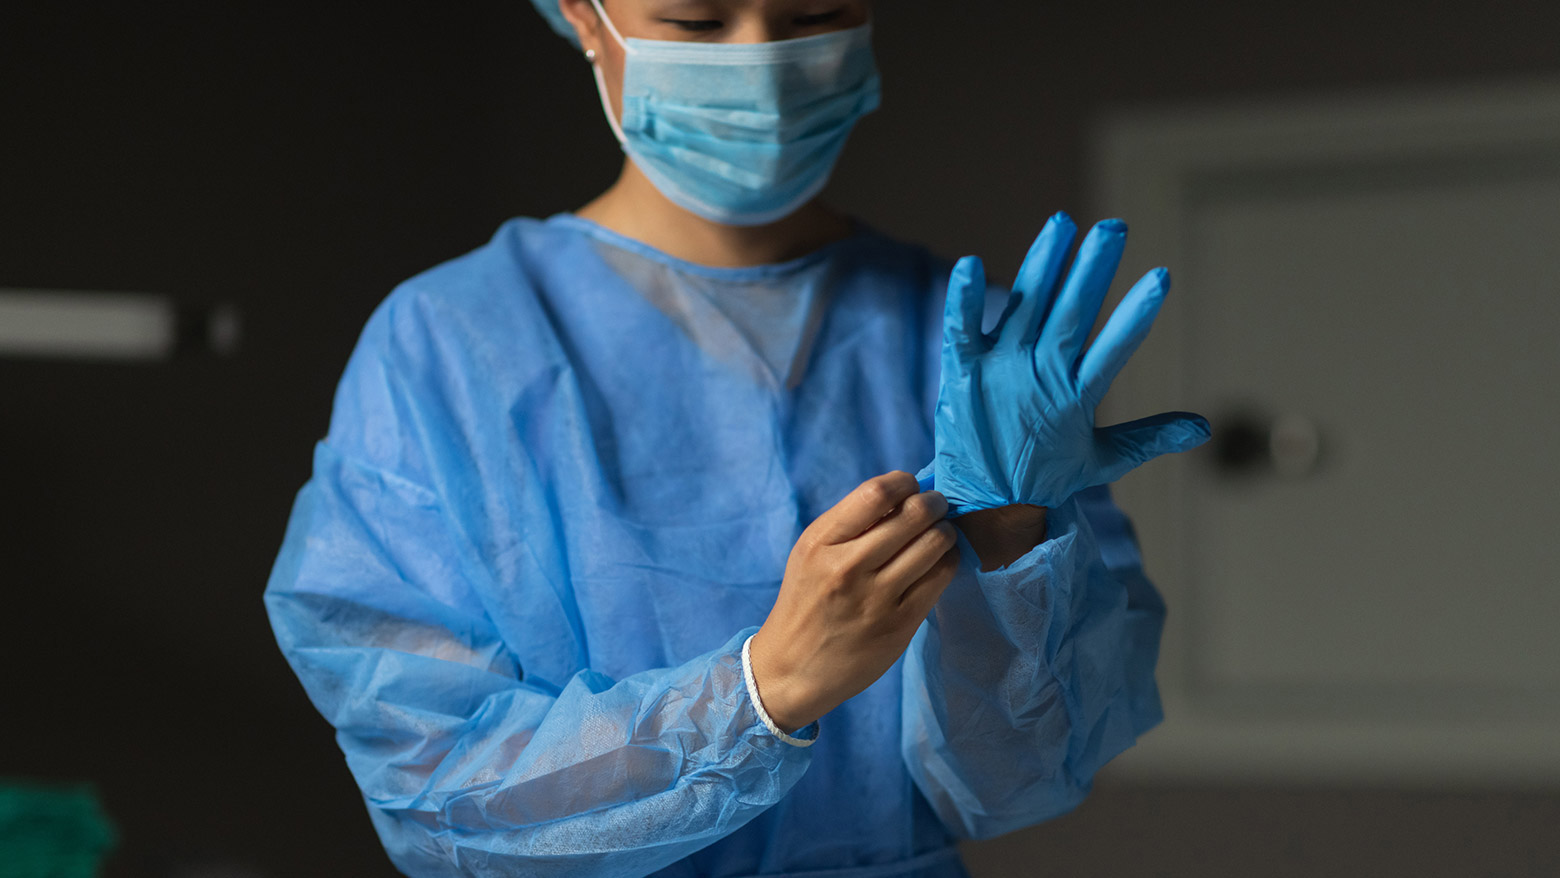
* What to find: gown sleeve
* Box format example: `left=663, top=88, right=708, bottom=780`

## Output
left=898, top=485, right=1166, bottom=840
left=263, top=294, right=814, bottom=878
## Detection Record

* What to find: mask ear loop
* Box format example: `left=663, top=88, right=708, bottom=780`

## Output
left=587, top=0, right=630, bottom=52
left=586, top=0, right=631, bottom=147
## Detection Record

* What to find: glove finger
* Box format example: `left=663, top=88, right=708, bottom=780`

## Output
left=1078, top=267, right=1169, bottom=405
left=944, top=255, right=990, bottom=357
left=986, top=289, right=1023, bottom=340
left=1039, top=218, right=1129, bottom=368
left=1095, top=411, right=1212, bottom=483
left=1001, top=212, right=1076, bottom=348
left=915, top=463, right=936, bottom=493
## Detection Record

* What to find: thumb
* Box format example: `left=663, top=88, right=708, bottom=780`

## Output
left=1094, top=411, right=1211, bottom=483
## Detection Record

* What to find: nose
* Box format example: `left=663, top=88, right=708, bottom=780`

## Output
left=728, top=10, right=820, bottom=44
left=728, top=18, right=783, bottom=43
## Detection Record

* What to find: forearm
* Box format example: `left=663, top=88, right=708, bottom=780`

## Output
left=902, top=498, right=1162, bottom=838
left=287, top=618, right=811, bottom=876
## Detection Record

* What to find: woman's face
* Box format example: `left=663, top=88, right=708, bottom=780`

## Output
left=559, top=0, right=873, bottom=161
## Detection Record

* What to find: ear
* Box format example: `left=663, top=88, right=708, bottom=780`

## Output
left=557, top=0, right=604, bottom=55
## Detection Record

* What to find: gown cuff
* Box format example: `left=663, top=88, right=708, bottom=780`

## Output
left=741, top=634, right=819, bottom=748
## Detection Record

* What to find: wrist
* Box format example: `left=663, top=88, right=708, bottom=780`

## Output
left=954, top=504, right=1048, bottom=572
left=746, top=628, right=817, bottom=734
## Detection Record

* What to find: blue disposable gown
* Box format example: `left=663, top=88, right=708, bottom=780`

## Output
left=264, top=215, right=1167, bottom=878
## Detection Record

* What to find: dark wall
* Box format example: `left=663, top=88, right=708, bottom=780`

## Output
left=2, top=2, right=1557, bottom=875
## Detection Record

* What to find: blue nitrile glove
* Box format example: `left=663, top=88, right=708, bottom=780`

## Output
left=921, top=213, right=1211, bottom=515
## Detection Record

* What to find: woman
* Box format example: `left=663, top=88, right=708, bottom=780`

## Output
left=263, top=1, right=1209, bottom=876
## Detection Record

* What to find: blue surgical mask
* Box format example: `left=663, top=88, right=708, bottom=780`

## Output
left=587, top=0, right=881, bottom=227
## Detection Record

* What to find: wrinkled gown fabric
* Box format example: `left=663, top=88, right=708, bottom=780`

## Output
left=264, top=215, right=1167, bottom=878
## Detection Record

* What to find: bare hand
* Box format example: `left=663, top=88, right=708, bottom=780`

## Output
left=748, top=471, right=960, bottom=732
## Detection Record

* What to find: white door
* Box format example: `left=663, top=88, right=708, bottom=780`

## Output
left=1091, top=81, right=1560, bottom=784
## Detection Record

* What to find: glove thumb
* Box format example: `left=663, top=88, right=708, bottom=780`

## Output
left=1095, top=411, right=1211, bottom=484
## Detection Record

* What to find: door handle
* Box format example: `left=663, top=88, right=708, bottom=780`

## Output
left=1211, top=409, right=1323, bottom=479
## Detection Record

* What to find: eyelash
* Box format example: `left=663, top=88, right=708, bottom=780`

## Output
left=661, top=10, right=846, bottom=32
left=661, top=19, right=722, bottom=31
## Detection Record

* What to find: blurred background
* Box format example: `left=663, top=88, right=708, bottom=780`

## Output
left=3, top=0, right=1558, bottom=875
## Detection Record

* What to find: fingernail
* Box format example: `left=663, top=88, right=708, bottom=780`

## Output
left=1097, top=218, right=1128, bottom=234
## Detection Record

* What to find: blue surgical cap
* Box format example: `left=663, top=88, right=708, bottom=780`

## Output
left=529, top=0, right=581, bottom=46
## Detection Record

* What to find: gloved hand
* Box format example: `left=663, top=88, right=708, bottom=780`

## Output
left=922, top=213, right=1210, bottom=516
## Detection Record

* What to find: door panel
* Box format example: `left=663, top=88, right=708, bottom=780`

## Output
left=1092, top=81, right=1560, bottom=781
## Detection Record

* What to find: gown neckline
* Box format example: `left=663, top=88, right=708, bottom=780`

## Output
left=546, top=212, right=880, bottom=282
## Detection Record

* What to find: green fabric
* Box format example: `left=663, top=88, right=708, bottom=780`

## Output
left=0, top=781, right=116, bottom=878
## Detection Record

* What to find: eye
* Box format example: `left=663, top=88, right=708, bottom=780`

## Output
left=795, top=9, right=844, bottom=27
left=660, top=18, right=724, bottom=32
